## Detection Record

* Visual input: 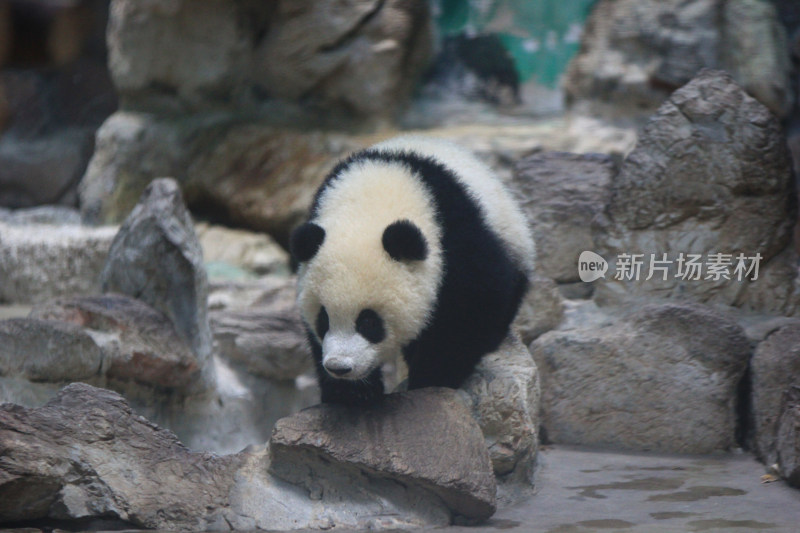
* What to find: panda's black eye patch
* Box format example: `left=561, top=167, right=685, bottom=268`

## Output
left=382, top=220, right=427, bottom=262
left=316, top=306, right=329, bottom=339
left=356, top=308, right=385, bottom=344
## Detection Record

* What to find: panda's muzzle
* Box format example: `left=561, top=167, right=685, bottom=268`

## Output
left=321, top=332, right=375, bottom=379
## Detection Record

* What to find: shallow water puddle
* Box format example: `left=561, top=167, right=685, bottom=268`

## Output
left=647, top=485, right=747, bottom=502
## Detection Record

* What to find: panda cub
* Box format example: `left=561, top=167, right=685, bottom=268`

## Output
left=290, top=136, right=534, bottom=405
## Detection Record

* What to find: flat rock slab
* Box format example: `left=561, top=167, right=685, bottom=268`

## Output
left=270, top=387, right=497, bottom=522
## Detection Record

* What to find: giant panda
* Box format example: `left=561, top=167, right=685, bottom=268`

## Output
left=290, top=136, right=534, bottom=405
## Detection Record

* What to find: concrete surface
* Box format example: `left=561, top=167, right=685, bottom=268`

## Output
left=450, top=445, right=800, bottom=533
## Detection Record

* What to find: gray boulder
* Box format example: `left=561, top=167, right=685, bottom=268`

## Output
left=196, top=222, right=290, bottom=278
left=100, top=178, right=213, bottom=370
left=0, top=294, right=200, bottom=395
left=750, top=321, right=800, bottom=465
left=270, top=387, right=496, bottom=523
left=107, top=0, right=432, bottom=121
left=514, top=275, right=565, bottom=345
left=0, top=383, right=492, bottom=529
left=79, top=113, right=368, bottom=238
left=210, top=304, right=311, bottom=381
left=459, top=334, right=540, bottom=503
left=0, top=222, right=117, bottom=304
left=0, top=318, right=103, bottom=382
left=593, top=70, right=799, bottom=315
left=530, top=302, right=750, bottom=453
left=30, top=294, right=201, bottom=390
left=776, top=385, right=800, bottom=488
left=510, top=151, right=615, bottom=284
left=565, top=0, right=791, bottom=119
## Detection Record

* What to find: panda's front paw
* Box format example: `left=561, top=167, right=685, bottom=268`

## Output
left=319, top=367, right=384, bottom=406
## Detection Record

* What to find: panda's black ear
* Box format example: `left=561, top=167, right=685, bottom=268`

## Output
left=291, top=222, right=325, bottom=263
left=382, top=220, right=427, bottom=262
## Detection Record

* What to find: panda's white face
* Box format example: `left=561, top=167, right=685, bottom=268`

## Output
left=313, top=304, right=388, bottom=380
left=294, top=159, right=443, bottom=381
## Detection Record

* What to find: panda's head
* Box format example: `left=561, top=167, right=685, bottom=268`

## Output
left=290, top=159, right=443, bottom=381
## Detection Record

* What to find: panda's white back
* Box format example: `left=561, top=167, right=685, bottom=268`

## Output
left=371, top=135, right=535, bottom=274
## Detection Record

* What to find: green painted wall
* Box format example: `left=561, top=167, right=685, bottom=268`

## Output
left=433, top=0, right=597, bottom=88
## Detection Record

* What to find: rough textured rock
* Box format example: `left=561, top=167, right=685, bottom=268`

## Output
left=0, top=294, right=200, bottom=395
left=776, top=385, right=800, bottom=488
left=530, top=302, right=750, bottom=453
left=0, top=221, right=117, bottom=304
left=196, top=222, right=290, bottom=277
left=183, top=125, right=368, bottom=242
left=100, top=178, right=213, bottom=368
left=514, top=275, right=565, bottom=345
left=270, top=387, right=496, bottom=522
left=593, top=70, right=799, bottom=314
left=510, top=151, right=615, bottom=283
left=30, top=294, right=201, bottom=390
left=0, top=314, right=315, bottom=456
left=750, top=322, right=800, bottom=465
left=79, top=113, right=368, bottom=239
left=458, top=335, right=540, bottom=501
left=0, top=383, right=487, bottom=529
left=107, top=0, right=432, bottom=121
left=565, top=0, right=792, bottom=119
left=0, top=318, right=103, bottom=382
left=0, top=383, right=244, bottom=529
left=207, top=275, right=297, bottom=312
left=210, top=302, right=311, bottom=381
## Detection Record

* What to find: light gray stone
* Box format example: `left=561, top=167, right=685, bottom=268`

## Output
left=0, top=383, right=245, bottom=528
left=593, top=70, right=799, bottom=315
left=0, top=318, right=103, bottom=382
left=196, top=222, right=290, bottom=277
left=207, top=275, right=297, bottom=312
left=750, top=322, right=800, bottom=464
left=79, top=112, right=368, bottom=240
left=210, top=305, right=311, bottom=381
left=530, top=302, right=750, bottom=453
left=565, top=0, right=791, bottom=119
left=270, top=387, right=496, bottom=522
left=30, top=294, right=201, bottom=390
left=510, top=152, right=615, bottom=283
left=100, top=178, right=213, bottom=369
left=514, top=276, right=564, bottom=345
left=107, top=0, right=432, bottom=121
left=0, top=222, right=117, bottom=304
left=459, top=335, right=540, bottom=504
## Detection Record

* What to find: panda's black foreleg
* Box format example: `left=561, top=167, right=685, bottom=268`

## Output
left=307, top=331, right=385, bottom=405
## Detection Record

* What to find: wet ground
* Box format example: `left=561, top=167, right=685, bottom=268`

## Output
left=450, top=445, right=800, bottom=533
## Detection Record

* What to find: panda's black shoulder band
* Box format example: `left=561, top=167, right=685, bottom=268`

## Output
left=383, top=220, right=427, bottom=262
left=290, top=222, right=325, bottom=263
